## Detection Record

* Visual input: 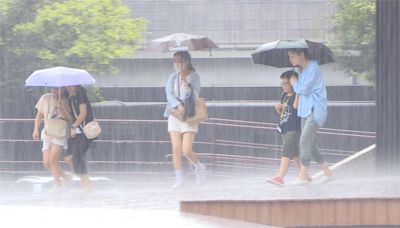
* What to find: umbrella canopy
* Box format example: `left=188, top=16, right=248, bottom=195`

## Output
left=146, top=32, right=219, bottom=53
left=251, top=39, right=334, bottom=68
left=25, top=66, right=95, bottom=87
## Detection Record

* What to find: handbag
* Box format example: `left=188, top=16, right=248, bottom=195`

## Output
left=45, top=118, right=68, bottom=138
left=186, top=97, right=208, bottom=125
left=71, top=100, right=102, bottom=139
left=45, top=96, right=68, bottom=138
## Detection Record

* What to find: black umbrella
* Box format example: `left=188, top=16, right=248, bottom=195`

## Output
left=146, top=33, right=219, bottom=53
left=251, top=39, right=334, bottom=68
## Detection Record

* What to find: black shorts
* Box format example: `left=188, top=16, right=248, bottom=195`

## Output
left=281, top=131, right=300, bottom=159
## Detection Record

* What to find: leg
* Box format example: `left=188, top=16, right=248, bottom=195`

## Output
left=298, top=116, right=319, bottom=181
left=181, top=132, right=199, bottom=165
left=292, top=157, right=301, bottom=170
left=42, top=150, right=51, bottom=171
left=70, top=135, right=92, bottom=192
left=277, top=157, right=290, bottom=178
left=182, top=132, right=205, bottom=185
left=169, top=131, right=183, bottom=171
left=48, top=144, right=63, bottom=187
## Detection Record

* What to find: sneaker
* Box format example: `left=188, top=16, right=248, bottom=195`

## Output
left=289, top=178, right=310, bottom=186
left=316, top=175, right=333, bottom=184
left=173, top=179, right=183, bottom=189
left=267, top=176, right=284, bottom=187
left=195, top=163, right=206, bottom=185
left=48, top=185, right=63, bottom=194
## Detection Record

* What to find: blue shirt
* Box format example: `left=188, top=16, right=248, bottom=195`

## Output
left=292, top=60, right=327, bottom=127
left=163, top=71, right=201, bottom=118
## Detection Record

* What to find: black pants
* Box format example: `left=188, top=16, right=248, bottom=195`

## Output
left=66, top=134, right=92, bottom=175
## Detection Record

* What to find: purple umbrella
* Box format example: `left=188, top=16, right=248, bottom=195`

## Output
left=25, top=66, right=95, bottom=87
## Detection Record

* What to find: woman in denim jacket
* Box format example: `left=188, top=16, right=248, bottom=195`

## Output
left=163, top=51, right=206, bottom=189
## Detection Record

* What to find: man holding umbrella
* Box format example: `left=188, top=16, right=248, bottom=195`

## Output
left=288, top=48, right=333, bottom=185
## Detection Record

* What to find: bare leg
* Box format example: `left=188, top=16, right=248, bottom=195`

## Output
left=42, top=150, right=51, bottom=171
left=293, top=156, right=301, bottom=170
left=319, top=162, right=333, bottom=176
left=298, top=165, right=311, bottom=181
left=169, top=131, right=183, bottom=170
left=79, top=174, right=93, bottom=193
left=277, top=157, right=290, bottom=179
left=181, top=132, right=199, bottom=164
left=48, top=144, right=64, bottom=187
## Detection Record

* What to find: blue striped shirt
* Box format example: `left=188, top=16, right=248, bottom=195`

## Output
left=292, top=61, right=327, bottom=126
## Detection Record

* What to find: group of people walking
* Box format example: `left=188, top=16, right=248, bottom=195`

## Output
left=33, top=85, right=95, bottom=192
left=32, top=48, right=333, bottom=192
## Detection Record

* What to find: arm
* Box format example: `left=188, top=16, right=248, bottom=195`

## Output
left=32, top=111, right=44, bottom=140
left=293, top=94, right=299, bottom=109
left=71, top=103, right=87, bottom=128
left=291, top=65, right=320, bottom=95
left=165, top=73, right=182, bottom=108
left=274, top=102, right=283, bottom=114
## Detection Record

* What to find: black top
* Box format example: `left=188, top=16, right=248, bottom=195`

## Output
left=69, top=87, right=94, bottom=126
left=278, top=92, right=301, bottom=134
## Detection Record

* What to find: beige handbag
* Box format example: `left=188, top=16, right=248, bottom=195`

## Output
left=82, top=121, right=102, bottom=139
left=186, top=98, right=208, bottom=125
left=45, top=97, right=68, bottom=138
left=71, top=101, right=101, bottom=139
left=45, top=118, right=68, bottom=138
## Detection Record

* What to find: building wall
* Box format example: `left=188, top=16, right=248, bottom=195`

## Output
left=124, top=0, right=335, bottom=45
left=93, top=0, right=370, bottom=87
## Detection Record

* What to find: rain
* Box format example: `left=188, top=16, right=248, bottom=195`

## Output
left=0, top=0, right=398, bottom=227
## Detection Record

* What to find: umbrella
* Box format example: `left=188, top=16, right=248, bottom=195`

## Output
left=146, top=32, right=219, bottom=53
left=25, top=66, right=95, bottom=87
left=251, top=39, right=334, bottom=68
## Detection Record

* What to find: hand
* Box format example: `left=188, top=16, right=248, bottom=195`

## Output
left=290, top=75, right=297, bottom=85
left=177, top=104, right=185, bottom=116
left=70, top=127, right=77, bottom=138
left=32, top=130, right=40, bottom=140
left=275, top=103, right=284, bottom=112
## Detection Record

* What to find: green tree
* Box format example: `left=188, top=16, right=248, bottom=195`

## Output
left=1, top=0, right=146, bottom=87
left=331, top=0, right=375, bottom=83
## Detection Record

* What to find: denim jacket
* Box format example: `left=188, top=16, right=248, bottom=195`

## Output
left=163, top=71, right=201, bottom=118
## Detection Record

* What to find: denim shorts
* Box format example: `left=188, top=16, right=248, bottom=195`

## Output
left=281, top=131, right=300, bottom=159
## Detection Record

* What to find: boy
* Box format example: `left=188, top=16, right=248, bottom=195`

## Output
left=267, top=70, right=301, bottom=186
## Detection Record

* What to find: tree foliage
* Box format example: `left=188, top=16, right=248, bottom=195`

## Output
left=1, top=0, right=147, bottom=86
left=331, top=0, right=375, bottom=83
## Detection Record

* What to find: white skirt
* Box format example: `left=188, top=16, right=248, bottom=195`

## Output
left=168, top=115, right=199, bottom=133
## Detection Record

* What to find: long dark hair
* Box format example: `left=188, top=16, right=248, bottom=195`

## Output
left=174, top=51, right=196, bottom=72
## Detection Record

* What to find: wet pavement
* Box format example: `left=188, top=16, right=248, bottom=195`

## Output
left=0, top=172, right=398, bottom=228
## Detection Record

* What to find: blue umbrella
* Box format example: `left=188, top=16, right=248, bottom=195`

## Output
left=25, top=66, right=95, bottom=87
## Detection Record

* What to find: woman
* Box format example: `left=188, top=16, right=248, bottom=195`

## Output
left=65, top=85, right=94, bottom=193
left=164, top=51, right=206, bottom=189
left=288, top=48, right=333, bottom=185
left=32, top=87, right=71, bottom=191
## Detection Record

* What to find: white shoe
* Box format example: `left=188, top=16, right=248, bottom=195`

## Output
left=173, top=179, right=183, bottom=189
left=48, top=185, right=63, bottom=194
left=317, top=175, right=334, bottom=184
left=195, top=163, right=206, bottom=185
left=289, top=178, right=310, bottom=186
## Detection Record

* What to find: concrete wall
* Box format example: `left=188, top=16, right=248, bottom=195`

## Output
left=95, top=58, right=369, bottom=87
left=124, top=0, right=335, bottom=45
left=92, top=0, right=371, bottom=87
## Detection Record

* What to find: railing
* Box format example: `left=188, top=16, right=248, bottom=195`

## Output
left=0, top=117, right=376, bottom=178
